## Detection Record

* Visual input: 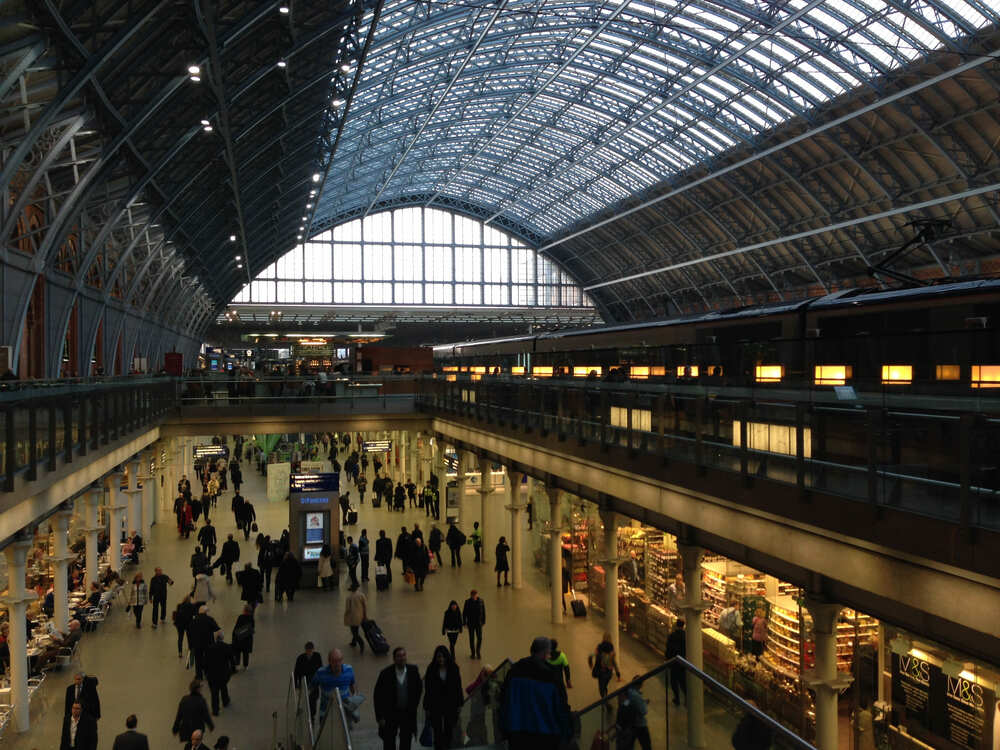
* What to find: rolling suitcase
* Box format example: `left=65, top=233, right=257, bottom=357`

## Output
left=571, top=593, right=587, bottom=617
left=362, top=618, right=390, bottom=655
left=375, top=564, right=389, bottom=591
left=371, top=495, right=381, bottom=508
left=347, top=508, right=358, bottom=525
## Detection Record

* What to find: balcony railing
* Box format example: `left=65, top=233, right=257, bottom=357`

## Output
left=419, top=375, right=1000, bottom=533
left=0, top=378, right=175, bottom=492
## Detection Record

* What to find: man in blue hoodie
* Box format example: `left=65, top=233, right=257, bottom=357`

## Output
left=500, top=636, right=572, bottom=750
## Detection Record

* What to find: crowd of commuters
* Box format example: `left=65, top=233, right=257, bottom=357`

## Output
left=38, top=430, right=776, bottom=750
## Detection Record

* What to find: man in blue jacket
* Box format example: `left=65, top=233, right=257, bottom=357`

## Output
left=500, top=636, right=572, bottom=750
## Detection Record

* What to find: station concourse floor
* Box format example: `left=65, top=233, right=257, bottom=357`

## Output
left=1, top=461, right=718, bottom=750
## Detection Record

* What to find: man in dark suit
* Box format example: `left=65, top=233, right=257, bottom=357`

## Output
left=374, top=647, right=422, bottom=750
left=111, top=714, right=149, bottom=750
left=60, top=701, right=98, bottom=750
left=64, top=673, right=101, bottom=720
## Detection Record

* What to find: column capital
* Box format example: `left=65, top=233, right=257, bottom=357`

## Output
left=48, top=553, right=77, bottom=565
left=53, top=508, right=74, bottom=525
left=102, top=504, right=127, bottom=513
left=803, top=671, right=853, bottom=693
left=0, top=593, right=36, bottom=607
left=545, top=485, right=561, bottom=502
left=3, top=538, right=33, bottom=562
left=122, top=488, right=143, bottom=496
left=804, top=597, right=843, bottom=634
left=678, top=600, right=710, bottom=617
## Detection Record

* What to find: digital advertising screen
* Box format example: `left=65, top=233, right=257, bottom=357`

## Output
left=303, top=546, right=322, bottom=561
left=305, top=512, right=325, bottom=545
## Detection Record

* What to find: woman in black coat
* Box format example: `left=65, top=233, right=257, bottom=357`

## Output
left=231, top=604, right=254, bottom=670
left=172, top=679, right=214, bottom=741
left=409, top=538, right=430, bottom=591
left=441, top=601, right=463, bottom=659
left=173, top=595, right=196, bottom=658
left=423, top=645, right=463, bottom=750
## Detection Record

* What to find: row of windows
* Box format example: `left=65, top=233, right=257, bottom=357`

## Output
left=234, top=207, right=593, bottom=308
left=237, top=280, right=585, bottom=306
left=252, top=243, right=564, bottom=284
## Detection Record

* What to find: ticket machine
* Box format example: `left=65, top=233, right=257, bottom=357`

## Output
left=288, top=472, right=340, bottom=587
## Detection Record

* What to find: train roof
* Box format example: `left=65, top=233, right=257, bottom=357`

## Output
left=434, top=279, right=1000, bottom=353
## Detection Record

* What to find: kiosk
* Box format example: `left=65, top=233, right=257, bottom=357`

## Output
left=288, top=473, right=340, bottom=587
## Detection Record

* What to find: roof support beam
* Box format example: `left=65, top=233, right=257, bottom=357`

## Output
left=584, top=181, right=1000, bottom=291
left=362, top=0, right=510, bottom=216
left=540, top=48, right=1000, bottom=255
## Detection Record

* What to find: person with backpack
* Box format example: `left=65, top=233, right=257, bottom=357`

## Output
left=446, top=523, right=466, bottom=567
left=588, top=632, right=621, bottom=700
left=231, top=604, right=255, bottom=671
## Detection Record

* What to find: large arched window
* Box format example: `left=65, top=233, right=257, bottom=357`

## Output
left=233, top=207, right=593, bottom=308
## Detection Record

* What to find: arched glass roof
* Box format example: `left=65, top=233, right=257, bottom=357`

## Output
left=312, top=0, right=1000, bottom=240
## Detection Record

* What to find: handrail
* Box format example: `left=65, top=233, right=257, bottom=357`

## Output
left=333, top=689, right=353, bottom=750
left=572, top=657, right=816, bottom=750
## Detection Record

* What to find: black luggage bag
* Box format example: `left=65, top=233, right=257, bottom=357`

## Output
left=362, top=618, right=390, bottom=654
left=571, top=596, right=587, bottom=617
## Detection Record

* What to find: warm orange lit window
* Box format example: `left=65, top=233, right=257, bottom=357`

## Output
left=971, top=365, right=1000, bottom=388
left=689, top=365, right=700, bottom=377
left=881, top=365, right=912, bottom=385
left=532, top=366, right=553, bottom=378
left=936, top=365, right=960, bottom=381
left=470, top=373, right=482, bottom=382
left=446, top=374, right=457, bottom=382
left=650, top=366, right=666, bottom=377
left=573, top=366, right=602, bottom=377
left=814, top=365, right=852, bottom=385
left=443, top=366, right=458, bottom=372
left=676, top=366, right=686, bottom=377
left=470, top=366, right=487, bottom=374
left=460, top=366, right=468, bottom=372
left=630, top=366, right=650, bottom=379
left=755, top=365, right=784, bottom=383
left=511, top=366, right=525, bottom=375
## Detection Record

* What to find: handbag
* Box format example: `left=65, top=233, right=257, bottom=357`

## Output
left=375, top=564, right=387, bottom=576
left=404, top=569, right=416, bottom=585
left=419, top=718, right=434, bottom=747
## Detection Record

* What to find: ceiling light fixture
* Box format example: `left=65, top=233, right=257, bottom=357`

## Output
left=200, top=119, right=210, bottom=126
left=236, top=263, right=243, bottom=269
left=235, top=255, right=242, bottom=260
left=229, top=234, right=236, bottom=242
left=278, top=4, right=289, bottom=12
left=312, top=173, right=321, bottom=182
left=306, top=203, right=313, bottom=208
left=340, top=63, right=351, bottom=73
left=190, top=75, right=202, bottom=83
left=202, top=124, right=212, bottom=131
left=188, top=65, right=201, bottom=75
left=277, top=60, right=287, bottom=68
left=332, top=98, right=345, bottom=108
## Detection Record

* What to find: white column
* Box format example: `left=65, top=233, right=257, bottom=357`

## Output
left=547, top=486, right=564, bottom=624
left=456, top=452, right=475, bottom=526
left=126, top=456, right=143, bottom=538
left=4, top=539, right=35, bottom=732
left=50, top=506, right=75, bottom=634
left=678, top=543, right=707, bottom=748
left=420, top=436, right=432, bottom=487
left=103, top=473, right=126, bottom=572
left=139, top=449, right=155, bottom=536
left=433, top=437, right=446, bottom=485
left=399, top=431, right=408, bottom=485
left=83, top=486, right=102, bottom=590
left=805, top=598, right=851, bottom=750
left=507, top=469, right=525, bottom=589
left=477, top=455, right=492, bottom=563
left=598, top=509, right=621, bottom=656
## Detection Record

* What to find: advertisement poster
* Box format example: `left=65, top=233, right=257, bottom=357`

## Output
left=267, top=462, right=291, bottom=502
left=891, top=652, right=997, bottom=749
left=305, top=512, right=324, bottom=544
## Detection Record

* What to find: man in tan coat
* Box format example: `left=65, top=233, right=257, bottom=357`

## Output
left=344, top=589, right=368, bottom=653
